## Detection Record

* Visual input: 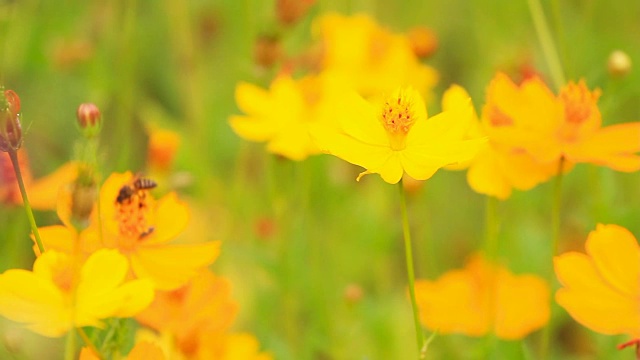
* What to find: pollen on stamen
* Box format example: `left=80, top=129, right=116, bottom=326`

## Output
left=560, top=81, right=600, bottom=125
left=380, top=93, right=416, bottom=135
left=114, top=187, right=154, bottom=242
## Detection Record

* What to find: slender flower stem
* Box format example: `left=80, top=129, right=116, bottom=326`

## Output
left=398, top=179, right=426, bottom=359
left=64, top=328, right=75, bottom=360
left=78, top=328, right=102, bottom=359
left=7, top=149, right=44, bottom=254
left=484, top=196, right=499, bottom=261
left=526, top=0, right=566, bottom=91
left=540, top=156, right=565, bottom=358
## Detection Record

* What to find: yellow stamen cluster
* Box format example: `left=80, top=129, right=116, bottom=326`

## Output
left=380, top=91, right=417, bottom=151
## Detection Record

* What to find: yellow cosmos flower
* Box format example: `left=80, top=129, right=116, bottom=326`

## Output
left=230, top=72, right=347, bottom=161
left=0, top=249, right=153, bottom=337
left=415, top=254, right=550, bottom=339
left=312, top=86, right=486, bottom=184
left=486, top=73, right=640, bottom=171
left=555, top=224, right=640, bottom=341
left=39, top=172, right=220, bottom=290
left=313, top=12, right=438, bottom=99
left=441, top=83, right=570, bottom=199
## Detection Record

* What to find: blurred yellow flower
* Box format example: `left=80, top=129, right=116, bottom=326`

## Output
left=313, top=12, right=438, bottom=99
left=312, top=86, right=486, bottom=183
left=415, top=254, right=549, bottom=339
left=486, top=73, right=640, bottom=171
left=555, top=224, right=640, bottom=341
left=230, top=72, right=346, bottom=161
left=0, top=249, right=153, bottom=337
left=40, top=172, right=220, bottom=290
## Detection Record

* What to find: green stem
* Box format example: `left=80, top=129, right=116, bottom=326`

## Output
left=526, top=0, right=566, bottom=91
left=398, top=180, right=426, bottom=359
left=539, top=156, right=565, bottom=358
left=484, top=196, right=499, bottom=261
left=78, top=328, right=102, bottom=359
left=64, top=328, right=76, bottom=360
left=8, top=149, right=44, bottom=254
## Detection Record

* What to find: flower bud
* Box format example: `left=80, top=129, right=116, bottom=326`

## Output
left=607, top=50, right=632, bottom=78
left=0, top=89, right=23, bottom=152
left=407, top=26, right=438, bottom=59
left=276, top=0, right=315, bottom=26
left=76, top=103, right=102, bottom=138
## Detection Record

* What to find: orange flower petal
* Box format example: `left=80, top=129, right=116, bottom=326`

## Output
left=28, top=162, right=78, bottom=211
left=565, top=122, right=640, bottom=171
left=555, top=252, right=640, bottom=336
left=585, top=224, right=640, bottom=298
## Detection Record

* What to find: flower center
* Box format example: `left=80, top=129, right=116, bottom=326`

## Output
left=560, top=81, right=600, bottom=125
left=114, top=179, right=156, bottom=248
left=380, top=91, right=416, bottom=150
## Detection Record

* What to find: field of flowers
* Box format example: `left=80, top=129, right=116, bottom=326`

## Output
left=0, top=0, right=639, bottom=359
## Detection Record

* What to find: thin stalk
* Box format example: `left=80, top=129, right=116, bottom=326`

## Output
left=398, top=179, right=426, bottom=359
left=526, top=0, right=566, bottom=91
left=64, top=328, right=75, bottom=360
left=8, top=149, right=44, bottom=254
left=539, top=156, right=565, bottom=358
left=77, top=328, right=102, bottom=359
left=484, top=196, right=499, bottom=261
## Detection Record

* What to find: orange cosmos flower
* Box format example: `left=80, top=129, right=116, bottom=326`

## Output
left=415, top=254, right=550, bottom=339
left=80, top=341, right=166, bottom=360
left=230, top=72, right=348, bottom=161
left=312, top=12, right=438, bottom=99
left=39, top=172, right=220, bottom=290
left=0, top=150, right=78, bottom=209
left=312, top=86, right=486, bottom=183
left=441, top=84, right=570, bottom=199
left=555, top=224, right=640, bottom=343
left=485, top=73, right=640, bottom=171
left=146, top=126, right=181, bottom=174
left=0, top=249, right=153, bottom=337
left=137, top=270, right=271, bottom=360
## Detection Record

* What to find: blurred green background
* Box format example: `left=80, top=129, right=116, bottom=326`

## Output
left=1, top=0, right=639, bottom=359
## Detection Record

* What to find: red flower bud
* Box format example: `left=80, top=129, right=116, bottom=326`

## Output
left=0, top=89, right=23, bottom=152
left=76, top=103, right=102, bottom=138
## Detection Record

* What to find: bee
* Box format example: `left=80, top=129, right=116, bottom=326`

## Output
left=115, top=176, right=157, bottom=204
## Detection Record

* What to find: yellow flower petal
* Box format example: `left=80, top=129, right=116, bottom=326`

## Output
left=0, top=268, right=69, bottom=337
left=565, top=122, right=640, bottom=171
left=130, top=241, right=221, bottom=290
left=143, top=192, right=190, bottom=246
left=36, top=225, right=75, bottom=256
left=466, top=147, right=512, bottom=199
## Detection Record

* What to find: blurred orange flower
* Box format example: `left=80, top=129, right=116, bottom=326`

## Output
left=313, top=12, right=438, bottom=100
left=312, top=86, right=485, bottom=183
left=0, top=249, right=153, bottom=337
left=486, top=73, right=640, bottom=171
left=147, top=126, right=181, bottom=174
left=39, top=172, right=220, bottom=290
left=230, top=72, right=347, bottom=161
left=80, top=341, right=166, bottom=360
left=555, top=224, right=640, bottom=342
left=0, top=150, right=78, bottom=209
left=415, top=254, right=549, bottom=339
left=442, top=81, right=571, bottom=199
left=137, top=270, right=271, bottom=360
